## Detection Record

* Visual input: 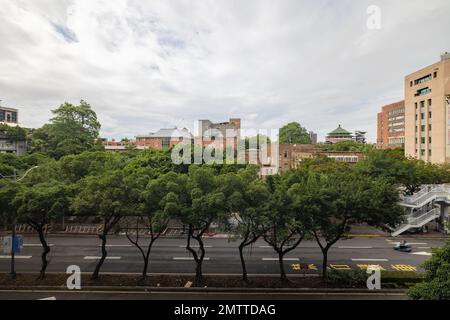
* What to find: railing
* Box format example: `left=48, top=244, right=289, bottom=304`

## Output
left=402, top=185, right=450, bottom=206
left=406, top=208, right=440, bottom=226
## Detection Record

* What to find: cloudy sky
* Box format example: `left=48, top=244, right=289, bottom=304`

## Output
left=1, top=0, right=450, bottom=142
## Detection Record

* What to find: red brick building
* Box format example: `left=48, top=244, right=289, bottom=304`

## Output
left=377, top=101, right=405, bottom=149
left=136, top=128, right=193, bottom=149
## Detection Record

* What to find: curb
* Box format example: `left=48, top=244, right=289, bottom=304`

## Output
left=0, top=285, right=407, bottom=294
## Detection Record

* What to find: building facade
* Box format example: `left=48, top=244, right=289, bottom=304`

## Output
left=136, top=128, right=193, bottom=149
left=309, top=131, right=318, bottom=144
left=0, top=106, right=19, bottom=126
left=325, top=125, right=353, bottom=144
left=405, top=53, right=450, bottom=163
left=278, top=144, right=365, bottom=173
left=377, top=101, right=405, bottom=149
left=197, top=118, right=241, bottom=148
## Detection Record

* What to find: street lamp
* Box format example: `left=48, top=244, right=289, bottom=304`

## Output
left=0, top=166, right=39, bottom=279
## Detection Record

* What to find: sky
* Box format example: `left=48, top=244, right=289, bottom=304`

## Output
left=1, top=0, right=450, bottom=142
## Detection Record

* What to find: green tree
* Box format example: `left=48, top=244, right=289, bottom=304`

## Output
left=408, top=241, right=450, bottom=300
left=13, top=181, right=71, bottom=279
left=289, top=165, right=404, bottom=279
left=29, top=100, right=102, bottom=159
left=262, top=175, right=308, bottom=281
left=125, top=171, right=186, bottom=281
left=279, top=122, right=311, bottom=144
left=221, top=167, right=271, bottom=281
left=183, top=166, right=226, bottom=285
left=72, top=170, right=139, bottom=280
left=320, top=140, right=374, bottom=152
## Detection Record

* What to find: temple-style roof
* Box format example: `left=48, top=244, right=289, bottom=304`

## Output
left=328, top=125, right=352, bottom=136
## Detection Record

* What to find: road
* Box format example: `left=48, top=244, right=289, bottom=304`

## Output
left=0, top=235, right=444, bottom=274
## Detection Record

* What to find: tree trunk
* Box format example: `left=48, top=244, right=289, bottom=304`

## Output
left=37, top=226, right=50, bottom=280
left=278, top=251, right=287, bottom=281
left=322, top=249, right=329, bottom=280
left=141, top=239, right=155, bottom=281
left=91, top=233, right=107, bottom=280
left=238, top=242, right=248, bottom=282
left=186, top=227, right=206, bottom=286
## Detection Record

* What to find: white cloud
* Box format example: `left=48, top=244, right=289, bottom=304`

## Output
left=0, top=0, right=449, bottom=141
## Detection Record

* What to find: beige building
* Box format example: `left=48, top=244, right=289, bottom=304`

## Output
left=405, top=53, right=450, bottom=163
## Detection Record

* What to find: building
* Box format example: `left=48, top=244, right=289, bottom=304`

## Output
left=377, top=101, right=405, bottom=149
left=325, top=125, right=353, bottom=144
left=278, top=144, right=365, bottom=173
left=0, top=105, right=26, bottom=155
left=197, top=118, right=241, bottom=148
left=309, top=131, right=318, bottom=144
left=102, top=138, right=145, bottom=153
left=136, top=127, right=193, bottom=149
left=0, top=106, right=19, bottom=126
left=404, top=53, right=450, bottom=163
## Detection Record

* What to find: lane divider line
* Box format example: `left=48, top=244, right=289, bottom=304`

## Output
left=83, top=256, right=122, bottom=260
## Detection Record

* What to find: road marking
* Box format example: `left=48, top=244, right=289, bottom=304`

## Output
left=418, top=247, right=431, bottom=249
left=391, top=264, right=417, bottom=272
left=0, top=255, right=32, bottom=259
left=291, top=263, right=318, bottom=271
left=356, top=264, right=386, bottom=271
left=100, top=245, right=132, bottom=247
left=83, top=256, right=122, bottom=260
left=338, top=246, right=373, bottom=249
left=262, top=258, right=299, bottom=261
left=410, top=251, right=432, bottom=256
left=179, top=245, right=213, bottom=248
left=389, top=242, right=428, bottom=246
left=258, top=246, right=272, bottom=248
left=39, top=296, right=56, bottom=300
left=351, top=258, right=389, bottom=262
left=24, top=244, right=54, bottom=247
left=173, top=257, right=211, bottom=261
left=329, top=264, right=351, bottom=270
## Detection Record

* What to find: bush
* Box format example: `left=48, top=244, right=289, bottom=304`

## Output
left=326, top=269, right=367, bottom=288
left=407, top=241, right=450, bottom=300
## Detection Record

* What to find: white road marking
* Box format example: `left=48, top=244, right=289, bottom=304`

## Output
left=100, top=245, right=132, bottom=247
left=418, top=247, right=431, bottom=249
left=173, top=257, right=211, bottom=261
left=83, top=256, right=122, bottom=260
left=262, top=258, right=299, bottom=261
left=338, top=246, right=373, bottom=249
left=24, top=244, right=54, bottom=247
left=410, top=252, right=432, bottom=256
left=179, top=245, right=213, bottom=248
left=0, top=255, right=32, bottom=259
left=351, top=258, right=389, bottom=262
left=39, top=296, right=56, bottom=300
left=258, top=246, right=272, bottom=248
left=389, top=242, right=428, bottom=246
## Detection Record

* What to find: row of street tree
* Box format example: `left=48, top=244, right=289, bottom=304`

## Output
left=1, top=101, right=450, bottom=286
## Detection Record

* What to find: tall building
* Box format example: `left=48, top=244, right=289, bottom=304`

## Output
left=377, top=101, right=405, bottom=149
left=197, top=118, right=241, bottom=148
left=325, top=125, right=353, bottom=144
left=405, top=53, right=450, bottom=163
left=0, top=105, right=26, bottom=155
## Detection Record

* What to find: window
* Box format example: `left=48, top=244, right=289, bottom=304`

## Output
left=421, top=137, right=425, bottom=144
left=414, top=74, right=432, bottom=85
left=428, top=99, right=432, bottom=106
left=421, top=113, right=425, bottom=120
left=410, top=81, right=413, bottom=87
left=415, top=114, right=418, bottom=120
left=162, top=137, right=170, bottom=149
left=11, top=112, right=17, bottom=123
left=429, top=137, right=432, bottom=144
left=415, top=103, right=418, bottom=109
left=429, top=124, right=432, bottom=131
left=434, top=71, right=437, bottom=78
left=415, top=87, right=431, bottom=97
left=0, top=110, right=4, bottom=122
left=429, top=150, right=432, bottom=156
left=421, top=125, right=425, bottom=132
left=421, top=149, right=425, bottom=156
left=429, top=111, right=432, bottom=118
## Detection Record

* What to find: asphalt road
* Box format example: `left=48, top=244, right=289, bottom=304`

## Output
left=0, top=235, right=445, bottom=275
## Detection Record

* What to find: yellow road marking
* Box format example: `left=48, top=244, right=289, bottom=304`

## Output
left=330, top=264, right=351, bottom=270
left=356, top=264, right=386, bottom=271
left=391, top=264, right=417, bottom=272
